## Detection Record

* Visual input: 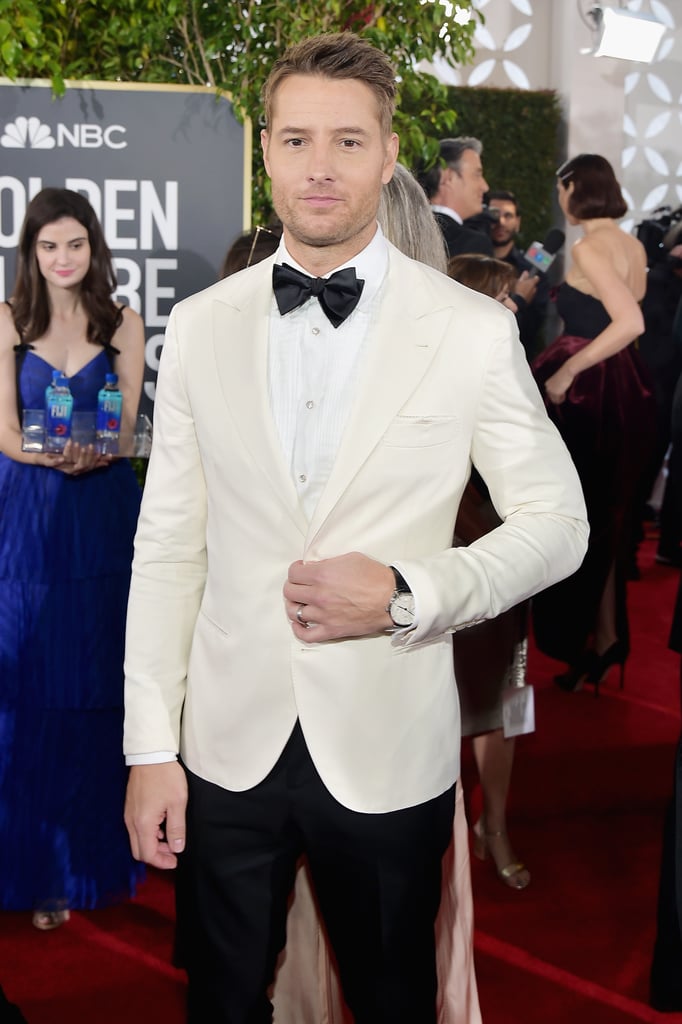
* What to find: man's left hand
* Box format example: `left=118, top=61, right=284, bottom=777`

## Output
left=284, top=553, right=395, bottom=641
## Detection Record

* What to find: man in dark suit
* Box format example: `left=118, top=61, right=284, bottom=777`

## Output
left=488, top=189, right=548, bottom=360
left=418, top=137, right=494, bottom=258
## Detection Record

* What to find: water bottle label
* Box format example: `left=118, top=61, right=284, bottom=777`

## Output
left=97, top=401, right=121, bottom=430
left=46, top=395, right=73, bottom=449
left=96, top=393, right=122, bottom=438
left=49, top=403, right=71, bottom=420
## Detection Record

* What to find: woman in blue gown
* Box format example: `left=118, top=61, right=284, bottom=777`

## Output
left=532, top=155, right=655, bottom=691
left=0, top=188, right=145, bottom=928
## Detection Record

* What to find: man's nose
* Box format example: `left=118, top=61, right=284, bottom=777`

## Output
left=305, top=145, right=335, bottom=180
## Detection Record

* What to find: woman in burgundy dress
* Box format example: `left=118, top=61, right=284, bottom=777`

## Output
left=532, top=154, right=655, bottom=692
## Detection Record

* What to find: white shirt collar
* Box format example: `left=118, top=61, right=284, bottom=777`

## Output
left=431, top=204, right=463, bottom=225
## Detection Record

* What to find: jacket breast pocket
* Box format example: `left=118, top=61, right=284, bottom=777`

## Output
left=381, top=415, right=461, bottom=449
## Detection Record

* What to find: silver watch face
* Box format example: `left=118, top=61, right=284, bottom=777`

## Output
left=389, top=592, right=415, bottom=626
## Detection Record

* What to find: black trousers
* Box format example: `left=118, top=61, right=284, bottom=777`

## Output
left=175, top=721, right=455, bottom=1024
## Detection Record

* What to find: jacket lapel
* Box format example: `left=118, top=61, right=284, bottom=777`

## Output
left=211, top=258, right=309, bottom=536
left=306, top=248, right=456, bottom=541
left=210, top=247, right=459, bottom=545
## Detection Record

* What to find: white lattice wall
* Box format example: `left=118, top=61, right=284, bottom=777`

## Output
left=421, top=0, right=681, bottom=232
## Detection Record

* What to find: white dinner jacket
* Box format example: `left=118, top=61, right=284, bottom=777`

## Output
left=124, top=243, right=588, bottom=813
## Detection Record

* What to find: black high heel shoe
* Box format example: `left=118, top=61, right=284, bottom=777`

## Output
left=585, top=641, right=626, bottom=695
left=554, top=654, right=591, bottom=692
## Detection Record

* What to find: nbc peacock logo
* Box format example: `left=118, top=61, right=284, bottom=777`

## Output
left=0, top=114, right=126, bottom=149
left=1, top=116, right=56, bottom=149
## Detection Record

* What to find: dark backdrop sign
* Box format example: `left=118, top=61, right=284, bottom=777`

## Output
left=0, top=79, right=250, bottom=413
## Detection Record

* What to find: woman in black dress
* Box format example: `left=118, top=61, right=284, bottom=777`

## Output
left=532, top=154, right=655, bottom=691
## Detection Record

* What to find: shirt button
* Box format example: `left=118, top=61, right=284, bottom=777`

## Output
left=298, top=474, right=307, bottom=483
left=306, top=400, right=314, bottom=409
left=311, top=327, right=320, bottom=336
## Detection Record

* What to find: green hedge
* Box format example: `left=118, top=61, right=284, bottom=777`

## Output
left=444, top=86, right=564, bottom=248
left=401, top=84, right=563, bottom=250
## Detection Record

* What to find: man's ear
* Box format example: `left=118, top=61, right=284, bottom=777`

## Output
left=260, top=129, right=270, bottom=177
left=381, top=132, right=400, bottom=184
left=437, top=167, right=451, bottom=197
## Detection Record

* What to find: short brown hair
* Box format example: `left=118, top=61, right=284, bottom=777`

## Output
left=447, top=253, right=517, bottom=300
left=487, top=189, right=520, bottom=216
left=557, top=154, right=627, bottom=220
left=262, top=32, right=397, bottom=137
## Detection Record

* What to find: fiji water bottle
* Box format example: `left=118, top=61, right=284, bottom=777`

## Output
left=45, top=375, right=73, bottom=452
left=44, top=368, right=61, bottom=408
left=96, top=373, right=122, bottom=453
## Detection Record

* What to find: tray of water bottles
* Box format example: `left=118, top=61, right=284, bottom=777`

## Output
left=21, top=371, right=152, bottom=457
left=21, top=409, right=153, bottom=457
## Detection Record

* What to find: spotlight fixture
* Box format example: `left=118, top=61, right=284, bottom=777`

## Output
left=583, top=4, right=666, bottom=63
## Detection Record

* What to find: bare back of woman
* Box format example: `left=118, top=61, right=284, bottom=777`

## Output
left=531, top=154, right=656, bottom=691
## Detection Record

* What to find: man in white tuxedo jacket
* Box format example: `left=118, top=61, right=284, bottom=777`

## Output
left=123, top=32, right=588, bottom=1024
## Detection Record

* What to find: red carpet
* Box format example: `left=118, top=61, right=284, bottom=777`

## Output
left=467, top=533, right=682, bottom=1023
left=1, top=535, right=680, bottom=1023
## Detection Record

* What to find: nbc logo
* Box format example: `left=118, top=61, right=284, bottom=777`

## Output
left=0, top=115, right=127, bottom=149
left=1, top=116, right=55, bottom=148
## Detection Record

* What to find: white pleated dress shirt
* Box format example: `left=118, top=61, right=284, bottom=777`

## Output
left=269, top=226, right=388, bottom=521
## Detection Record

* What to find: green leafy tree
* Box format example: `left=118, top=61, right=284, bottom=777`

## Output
left=0, top=0, right=480, bottom=219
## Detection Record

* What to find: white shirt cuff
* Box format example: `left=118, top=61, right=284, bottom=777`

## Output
left=126, top=751, right=178, bottom=765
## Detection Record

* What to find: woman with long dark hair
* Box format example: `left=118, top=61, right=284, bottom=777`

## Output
left=0, top=188, right=145, bottom=928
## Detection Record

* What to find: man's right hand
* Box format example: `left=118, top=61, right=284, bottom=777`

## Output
left=124, top=761, right=188, bottom=869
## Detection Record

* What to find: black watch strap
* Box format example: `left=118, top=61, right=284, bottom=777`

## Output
left=390, top=566, right=411, bottom=594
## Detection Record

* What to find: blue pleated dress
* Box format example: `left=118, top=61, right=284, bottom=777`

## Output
left=0, top=348, right=144, bottom=910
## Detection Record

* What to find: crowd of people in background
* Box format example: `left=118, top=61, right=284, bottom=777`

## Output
left=1, top=26, right=682, bottom=1024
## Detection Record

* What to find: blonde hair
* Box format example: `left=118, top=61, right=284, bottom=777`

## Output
left=379, top=164, right=448, bottom=273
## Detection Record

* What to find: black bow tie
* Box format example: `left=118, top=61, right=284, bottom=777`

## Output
left=272, top=263, right=365, bottom=328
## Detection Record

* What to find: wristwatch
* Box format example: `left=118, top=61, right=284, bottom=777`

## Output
left=386, top=566, right=416, bottom=628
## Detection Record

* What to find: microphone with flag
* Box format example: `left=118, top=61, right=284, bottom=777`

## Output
left=523, top=228, right=565, bottom=278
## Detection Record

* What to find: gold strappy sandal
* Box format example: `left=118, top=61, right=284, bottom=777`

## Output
left=473, top=822, right=531, bottom=891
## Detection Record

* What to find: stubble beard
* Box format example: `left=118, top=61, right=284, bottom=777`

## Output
left=276, top=198, right=379, bottom=253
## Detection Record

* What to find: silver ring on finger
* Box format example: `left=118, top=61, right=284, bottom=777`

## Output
left=296, top=603, right=309, bottom=627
